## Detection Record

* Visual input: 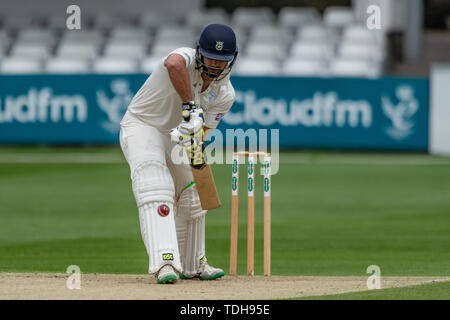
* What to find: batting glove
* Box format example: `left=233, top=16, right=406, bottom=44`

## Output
left=170, top=119, right=193, bottom=147
left=169, top=101, right=205, bottom=149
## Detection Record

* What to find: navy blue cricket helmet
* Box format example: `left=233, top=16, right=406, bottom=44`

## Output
left=195, top=24, right=238, bottom=80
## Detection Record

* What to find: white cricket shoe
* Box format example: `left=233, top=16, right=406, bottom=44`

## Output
left=156, top=264, right=178, bottom=284
left=180, top=261, right=225, bottom=280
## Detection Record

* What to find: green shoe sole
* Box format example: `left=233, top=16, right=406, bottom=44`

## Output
left=180, top=271, right=225, bottom=281
left=157, top=275, right=178, bottom=284
left=199, top=271, right=225, bottom=280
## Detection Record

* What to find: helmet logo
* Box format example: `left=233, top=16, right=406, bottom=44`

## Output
left=215, top=41, right=224, bottom=51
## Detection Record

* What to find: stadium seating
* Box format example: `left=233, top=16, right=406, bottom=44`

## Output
left=139, top=11, right=180, bottom=30
left=245, top=41, right=286, bottom=60
left=45, top=58, right=91, bottom=73
left=342, top=24, right=386, bottom=50
left=0, top=57, right=43, bottom=73
left=60, top=30, right=104, bottom=45
left=109, top=27, right=151, bottom=42
left=103, top=41, right=148, bottom=59
left=233, top=57, right=280, bottom=76
left=323, top=6, right=356, bottom=29
left=278, top=7, right=321, bottom=28
left=231, top=7, right=275, bottom=29
left=10, top=41, right=51, bottom=59
left=2, top=14, right=38, bottom=31
left=150, top=41, right=191, bottom=57
left=295, top=24, right=334, bottom=44
left=94, top=13, right=136, bottom=30
left=56, top=41, right=100, bottom=59
left=329, top=58, right=381, bottom=78
left=337, top=42, right=384, bottom=62
left=231, top=26, right=248, bottom=51
left=185, top=8, right=230, bottom=30
left=0, top=5, right=387, bottom=77
left=249, top=26, right=293, bottom=45
left=342, top=24, right=378, bottom=44
left=0, top=31, right=11, bottom=56
left=290, top=42, right=334, bottom=61
left=16, top=28, right=55, bottom=46
left=154, top=26, right=197, bottom=45
left=93, top=57, right=139, bottom=73
left=46, top=15, right=70, bottom=31
left=282, top=59, right=327, bottom=76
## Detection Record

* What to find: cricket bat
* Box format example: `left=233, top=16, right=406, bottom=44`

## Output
left=191, top=163, right=221, bottom=210
left=174, top=112, right=220, bottom=210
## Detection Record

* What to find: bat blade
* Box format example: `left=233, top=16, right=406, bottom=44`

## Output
left=191, top=163, right=221, bottom=210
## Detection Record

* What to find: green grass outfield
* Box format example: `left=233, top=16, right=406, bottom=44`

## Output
left=0, top=147, right=449, bottom=283
left=297, top=281, right=450, bottom=300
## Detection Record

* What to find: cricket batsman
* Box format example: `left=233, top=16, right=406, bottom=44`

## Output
left=119, top=24, right=238, bottom=284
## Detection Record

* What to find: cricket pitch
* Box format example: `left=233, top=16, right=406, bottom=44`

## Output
left=0, top=273, right=447, bottom=299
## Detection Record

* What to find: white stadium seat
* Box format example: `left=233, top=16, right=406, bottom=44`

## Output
left=323, top=6, right=355, bottom=29
left=103, top=41, right=148, bottom=59
left=139, top=11, right=180, bottom=29
left=150, top=41, right=193, bottom=57
left=17, top=28, right=55, bottom=45
left=342, top=24, right=386, bottom=48
left=109, top=27, right=150, bottom=42
left=93, top=57, right=139, bottom=74
left=296, top=25, right=333, bottom=43
left=154, top=26, right=197, bottom=44
left=249, top=26, right=293, bottom=45
left=338, top=42, right=384, bottom=62
left=185, top=8, right=229, bottom=30
left=45, top=58, right=91, bottom=74
left=94, top=13, right=135, bottom=30
left=231, top=7, right=275, bottom=29
left=329, top=58, right=381, bottom=78
left=342, top=25, right=377, bottom=44
left=139, top=10, right=181, bottom=30
left=290, top=42, right=333, bottom=61
left=245, top=41, right=286, bottom=60
left=10, top=42, right=51, bottom=59
left=0, top=57, right=43, bottom=74
left=150, top=42, right=180, bottom=57
left=233, top=57, right=280, bottom=76
left=278, top=7, right=321, bottom=28
left=56, top=41, right=100, bottom=59
left=281, top=59, right=327, bottom=76
left=231, top=26, right=248, bottom=49
left=60, top=30, right=104, bottom=45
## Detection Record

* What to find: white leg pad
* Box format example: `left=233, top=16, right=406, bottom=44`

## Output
left=175, top=185, right=207, bottom=277
left=133, top=160, right=182, bottom=274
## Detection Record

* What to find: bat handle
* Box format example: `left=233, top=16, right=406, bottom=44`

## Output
left=182, top=101, right=196, bottom=121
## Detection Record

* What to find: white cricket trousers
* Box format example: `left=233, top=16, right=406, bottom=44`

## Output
left=120, top=112, right=207, bottom=275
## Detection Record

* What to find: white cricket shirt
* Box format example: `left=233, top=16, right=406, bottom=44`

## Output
left=121, top=47, right=235, bottom=134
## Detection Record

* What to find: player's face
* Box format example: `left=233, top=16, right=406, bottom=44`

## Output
left=203, top=57, right=228, bottom=78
